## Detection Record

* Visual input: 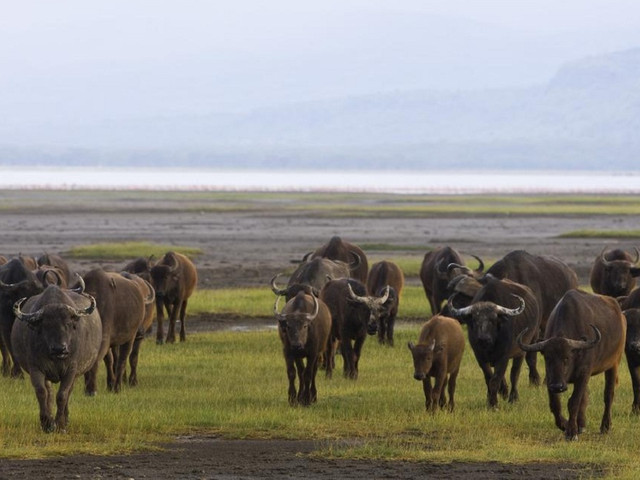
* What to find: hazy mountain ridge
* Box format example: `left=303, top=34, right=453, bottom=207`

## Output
left=2, top=48, right=640, bottom=170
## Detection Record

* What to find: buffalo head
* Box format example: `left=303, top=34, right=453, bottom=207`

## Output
left=274, top=292, right=319, bottom=354
left=598, top=247, right=640, bottom=297
left=347, top=283, right=390, bottom=335
left=408, top=339, right=437, bottom=380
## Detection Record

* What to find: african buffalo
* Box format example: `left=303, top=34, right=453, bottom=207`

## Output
left=270, top=257, right=351, bottom=301
left=420, top=246, right=484, bottom=316
left=116, top=272, right=156, bottom=387
left=149, top=251, right=198, bottom=344
left=590, top=247, right=640, bottom=298
left=320, top=278, right=389, bottom=379
left=449, top=276, right=541, bottom=408
left=623, top=308, right=640, bottom=414
left=274, top=291, right=331, bottom=406
left=367, top=260, right=404, bottom=346
left=519, top=290, right=625, bottom=440
left=82, top=268, right=147, bottom=395
left=123, top=255, right=155, bottom=282
left=311, top=236, right=368, bottom=283
left=0, top=258, right=44, bottom=377
left=485, top=250, right=578, bottom=342
left=408, top=315, right=465, bottom=412
left=11, top=284, right=101, bottom=432
left=619, top=287, right=640, bottom=310
left=37, top=253, right=73, bottom=286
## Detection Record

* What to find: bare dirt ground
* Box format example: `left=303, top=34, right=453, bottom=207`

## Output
left=0, top=194, right=631, bottom=479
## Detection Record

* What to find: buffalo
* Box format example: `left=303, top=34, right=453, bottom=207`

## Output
left=149, top=251, right=198, bottom=344
left=623, top=308, right=640, bottom=414
left=270, top=257, right=351, bottom=301
left=519, top=290, right=625, bottom=440
left=619, top=287, right=640, bottom=310
left=311, top=236, right=368, bottom=283
left=590, top=247, right=640, bottom=298
left=0, top=258, right=44, bottom=377
left=274, top=290, right=331, bottom=406
left=122, top=255, right=154, bottom=282
left=408, top=315, right=465, bottom=412
left=37, top=253, right=73, bottom=286
left=320, top=278, right=389, bottom=379
left=11, top=284, right=101, bottom=432
left=420, top=246, right=484, bottom=316
left=82, top=268, right=148, bottom=395
left=367, top=260, right=404, bottom=346
left=449, top=276, right=540, bottom=408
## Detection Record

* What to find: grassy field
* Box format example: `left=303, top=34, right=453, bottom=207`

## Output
left=1, top=326, right=640, bottom=478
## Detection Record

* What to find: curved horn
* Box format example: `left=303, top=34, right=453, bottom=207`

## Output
left=69, top=273, right=85, bottom=293
left=166, top=253, right=179, bottom=272
left=0, top=277, right=28, bottom=289
left=347, top=283, right=368, bottom=304
left=305, top=294, right=319, bottom=321
left=517, top=327, right=550, bottom=352
left=633, top=247, right=640, bottom=265
left=13, top=297, right=44, bottom=325
left=301, top=251, right=313, bottom=263
left=447, top=293, right=476, bottom=317
left=565, top=324, right=601, bottom=350
left=273, top=294, right=286, bottom=320
left=143, top=279, right=155, bottom=304
left=376, top=285, right=390, bottom=305
left=471, top=254, right=485, bottom=273
left=349, top=251, right=361, bottom=269
left=270, top=273, right=289, bottom=296
left=599, top=246, right=613, bottom=267
left=43, top=268, right=63, bottom=286
left=447, top=262, right=470, bottom=274
left=494, top=295, right=526, bottom=316
left=436, top=258, right=449, bottom=278
left=70, top=293, right=97, bottom=317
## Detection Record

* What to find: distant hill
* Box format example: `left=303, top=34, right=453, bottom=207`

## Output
left=2, top=48, right=640, bottom=170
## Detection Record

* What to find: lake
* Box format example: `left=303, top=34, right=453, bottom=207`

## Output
left=0, top=167, right=638, bottom=194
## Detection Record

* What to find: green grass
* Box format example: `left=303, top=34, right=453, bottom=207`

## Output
left=558, top=230, right=640, bottom=239
left=67, top=241, right=202, bottom=259
left=2, top=327, right=640, bottom=478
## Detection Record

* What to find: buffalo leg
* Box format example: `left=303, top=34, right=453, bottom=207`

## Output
left=566, top=377, right=588, bottom=440
left=629, top=363, right=640, bottom=414
left=155, top=299, right=167, bottom=344
left=432, top=369, right=448, bottom=411
left=578, top=387, right=589, bottom=434
left=0, top=336, right=10, bottom=377
left=340, top=340, right=355, bottom=379
left=601, top=367, right=617, bottom=434
left=548, top=391, right=567, bottom=433
left=352, top=336, right=366, bottom=380
left=447, top=369, right=460, bottom=412
left=114, top=340, right=135, bottom=393
left=295, top=357, right=306, bottom=404
left=165, top=301, right=180, bottom=344
left=104, top=349, right=116, bottom=391
left=386, top=314, right=396, bottom=347
left=30, top=371, right=55, bottom=433
left=128, top=332, right=145, bottom=387
left=179, top=299, right=188, bottom=342
left=422, top=377, right=433, bottom=411
left=377, top=318, right=387, bottom=345
left=55, top=373, right=77, bottom=432
left=525, top=350, right=541, bottom=386
left=285, top=355, right=297, bottom=405
left=508, top=355, right=524, bottom=403
left=324, top=336, right=336, bottom=378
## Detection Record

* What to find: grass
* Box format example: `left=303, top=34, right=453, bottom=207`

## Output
left=558, top=230, right=640, bottom=239
left=2, top=327, right=640, bottom=479
left=67, top=241, right=202, bottom=259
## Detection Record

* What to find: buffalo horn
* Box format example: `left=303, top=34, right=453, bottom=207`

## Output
left=270, top=273, right=288, bottom=296
left=447, top=294, right=475, bottom=317
left=565, top=324, right=602, bottom=350
left=349, top=251, right=361, bottom=269
left=634, top=247, right=640, bottom=265
left=347, top=283, right=369, bottom=304
left=471, top=254, right=485, bottom=273
left=13, top=297, right=44, bottom=325
left=516, top=327, right=549, bottom=352
left=436, top=258, right=449, bottom=278
left=143, top=279, right=156, bottom=304
left=494, top=295, right=526, bottom=316
left=447, top=262, right=470, bottom=274
left=305, top=294, right=319, bottom=321
left=599, top=246, right=613, bottom=267
left=70, top=293, right=97, bottom=317
left=43, top=268, right=63, bottom=286
left=0, top=277, right=28, bottom=289
left=69, top=273, right=86, bottom=293
left=376, top=285, right=390, bottom=305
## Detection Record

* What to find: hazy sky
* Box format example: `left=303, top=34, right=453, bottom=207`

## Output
left=2, top=1, right=640, bottom=126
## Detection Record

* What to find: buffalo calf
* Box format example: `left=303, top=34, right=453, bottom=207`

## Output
left=408, top=315, right=465, bottom=412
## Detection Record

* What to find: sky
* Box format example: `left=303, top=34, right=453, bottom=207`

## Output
left=2, top=1, right=640, bottom=132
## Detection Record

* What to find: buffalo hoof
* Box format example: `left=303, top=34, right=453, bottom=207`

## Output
left=565, top=434, right=579, bottom=441
left=156, top=338, right=164, bottom=345
left=85, top=390, right=97, bottom=397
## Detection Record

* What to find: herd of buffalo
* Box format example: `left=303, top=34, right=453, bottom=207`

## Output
left=271, top=237, right=640, bottom=441
left=0, top=251, right=196, bottom=433
left=2, top=236, right=640, bottom=441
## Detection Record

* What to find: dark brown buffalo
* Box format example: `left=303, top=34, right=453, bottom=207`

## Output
left=619, top=287, right=640, bottom=310
left=274, top=291, right=331, bottom=406
left=311, top=236, right=368, bottom=283
left=519, top=289, right=625, bottom=440
left=320, top=278, right=389, bottom=379
left=270, top=257, right=351, bottom=301
left=420, top=246, right=484, bottom=316
left=82, top=268, right=147, bottom=395
left=408, top=315, right=465, bottom=412
left=485, top=249, right=579, bottom=340
left=115, top=272, right=156, bottom=387
left=367, top=260, right=405, bottom=346
left=35, top=265, right=68, bottom=288
left=11, top=284, right=101, bottom=432
left=0, top=258, right=44, bottom=377
left=150, top=251, right=198, bottom=344
left=18, top=255, right=38, bottom=270
left=449, top=276, right=541, bottom=408
left=623, top=308, right=640, bottom=414
left=590, top=247, right=640, bottom=298
left=122, top=256, right=155, bottom=282
left=37, top=253, right=73, bottom=286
